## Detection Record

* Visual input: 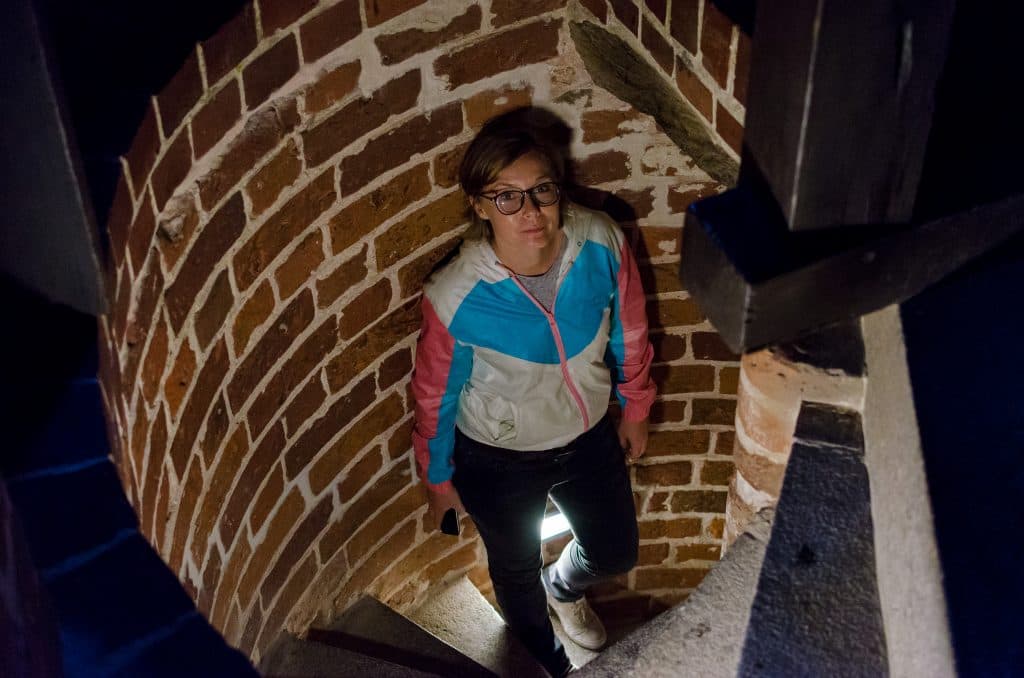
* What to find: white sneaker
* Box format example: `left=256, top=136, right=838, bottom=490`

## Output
left=546, top=591, right=607, bottom=650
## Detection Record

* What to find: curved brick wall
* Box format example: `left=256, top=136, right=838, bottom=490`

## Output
left=96, top=0, right=748, bottom=660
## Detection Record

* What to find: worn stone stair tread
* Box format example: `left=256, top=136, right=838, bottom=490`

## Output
left=259, top=632, right=441, bottom=678
left=407, top=576, right=549, bottom=678
left=579, top=509, right=774, bottom=677
left=321, top=594, right=496, bottom=677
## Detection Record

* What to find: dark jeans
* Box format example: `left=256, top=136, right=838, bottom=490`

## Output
left=452, top=416, right=639, bottom=677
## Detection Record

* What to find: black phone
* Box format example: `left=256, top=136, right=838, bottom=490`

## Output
left=440, top=508, right=460, bottom=536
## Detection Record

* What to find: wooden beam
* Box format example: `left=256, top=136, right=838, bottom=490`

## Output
left=681, top=188, right=1024, bottom=352
left=743, top=0, right=955, bottom=229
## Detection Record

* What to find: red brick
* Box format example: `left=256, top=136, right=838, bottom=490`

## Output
left=197, top=544, right=222, bottom=615
left=318, top=461, right=414, bottom=561
left=339, top=279, right=393, bottom=340
left=575, top=149, right=630, bottom=185
left=246, top=138, right=302, bottom=217
left=140, top=315, right=170, bottom=404
left=190, top=425, right=249, bottom=567
left=143, top=408, right=168, bottom=537
left=199, top=99, right=300, bottom=211
left=378, top=347, right=412, bottom=391
left=651, top=332, right=686, bottom=362
left=635, top=567, right=708, bottom=590
left=635, top=460, right=692, bottom=486
left=700, top=3, right=733, bottom=88
left=202, top=3, right=258, bottom=85
left=156, top=193, right=200, bottom=273
left=125, top=104, right=160, bottom=197
left=284, top=374, right=377, bottom=478
left=638, top=517, right=701, bottom=539
left=232, top=279, right=275, bottom=355
left=580, top=0, right=607, bottom=22
left=641, top=16, right=673, bottom=74
left=345, top=483, right=422, bottom=561
left=364, top=0, right=426, bottom=27
left=491, top=0, right=566, bottom=28
left=164, top=338, right=197, bottom=418
left=691, top=331, right=738, bottom=360
left=646, top=429, right=710, bottom=456
left=670, top=489, right=727, bottom=513
left=233, top=168, right=336, bottom=291
left=691, top=397, right=737, bottom=425
left=465, top=85, right=533, bottom=131
left=191, top=80, right=243, bottom=159
left=651, top=364, right=715, bottom=394
left=227, top=289, right=315, bottom=412
left=165, top=193, right=247, bottom=332
left=388, top=417, right=414, bottom=459
left=648, top=296, right=705, bottom=328
left=238, top=606, right=263, bottom=656
left=640, top=261, right=684, bottom=296
left=328, top=164, right=431, bottom=255
left=719, top=366, right=739, bottom=395
left=339, top=102, right=463, bottom=196
left=715, top=430, right=736, bottom=455
left=644, top=490, right=670, bottom=513
left=635, top=225, right=682, bottom=259
left=299, top=0, right=362, bottom=63
left=153, top=469, right=171, bottom=553
left=236, top=486, right=305, bottom=609
left=168, top=457, right=204, bottom=573
left=331, top=521, right=416, bottom=607
left=259, top=494, right=333, bottom=606
left=106, top=174, right=132, bottom=269
left=581, top=108, right=641, bottom=144
left=220, top=422, right=288, bottom=550
left=195, top=269, right=234, bottom=350
left=638, top=542, right=669, bottom=565
left=338, top=447, right=385, bottom=503
left=667, top=183, right=717, bottom=217
left=376, top=5, right=481, bottom=66
left=616, top=187, right=655, bottom=222
left=260, top=0, right=318, bottom=34
left=608, top=0, right=639, bottom=33
left=700, top=460, right=734, bottom=486
left=644, top=0, right=667, bottom=22
left=303, top=70, right=421, bottom=168
left=317, top=244, right=369, bottom=308
left=434, top=19, right=561, bottom=88
left=283, top=373, right=328, bottom=437
left=669, top=0, right=699, bottom=54
left=275, top=228, right=326, bottom=299
left=211, top=536, right=250, bottom=629
left=310, top=393, right=406, bottom=494
left=305, top=61, right=362, bottom=114
left=374, top=190, right=466, bottom=270
left=151, top=128, right=193, bottom=210
left=734, top=32, right=752, bottom=105
left=244, top=34, right=300, bottom=111
left=125, top=254, right=164, bottom=363
left=649, top=399, right=687, bottom=425
left=256, top=551, right=317, bottom=656
left=247, top=315, right=338, bottom=437
left=157, top=50, right=204, bottom=140
left=707, top=517, right=726, bottom=539
left=129, top=406, right=151, bottom=487
left=199, top=393, right=231, bottom=468
left=127, top=192, right=158, bottom=276
left=397, top=235, right=461, bottom=298
left=422, top=541, right=477, bottom=582
left=324, top=299, right=420, bottom=390
left=168, top=338, right=230, bottom=477
left=716, top=102, right=743, bottom=154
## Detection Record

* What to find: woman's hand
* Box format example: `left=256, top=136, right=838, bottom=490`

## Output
left=426, top=484, right=466, bottom=529
left=618, top=417, right=649, bottom=462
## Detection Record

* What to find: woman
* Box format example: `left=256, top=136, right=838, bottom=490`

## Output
left=411, top=107, right=655, bottom=677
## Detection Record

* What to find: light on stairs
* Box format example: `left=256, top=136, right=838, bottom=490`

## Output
left=541, top=511, right=571, bottom=540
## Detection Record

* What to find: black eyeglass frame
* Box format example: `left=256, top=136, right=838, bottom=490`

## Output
left=477, top=182, right=562, bottom=216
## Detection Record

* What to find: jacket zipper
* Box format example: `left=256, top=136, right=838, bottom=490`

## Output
left=503, top=257, right=591, bottom=432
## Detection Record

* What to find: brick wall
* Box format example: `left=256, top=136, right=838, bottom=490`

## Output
left=97, top=0, right=747, bottom=660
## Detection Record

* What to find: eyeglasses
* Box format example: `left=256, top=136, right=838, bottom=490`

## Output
left=478, top=182, right=561, bottom=215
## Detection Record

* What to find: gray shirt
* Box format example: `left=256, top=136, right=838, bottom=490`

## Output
left=515, top=235, right=568, bottom=311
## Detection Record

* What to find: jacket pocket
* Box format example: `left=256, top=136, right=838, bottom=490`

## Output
left=462, top=388, right=519, bottom=444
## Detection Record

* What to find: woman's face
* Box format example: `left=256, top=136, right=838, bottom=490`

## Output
left=472, top=151, right=562, bottom=254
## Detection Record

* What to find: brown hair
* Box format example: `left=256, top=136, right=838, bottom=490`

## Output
left=458, top=107, right=571, bottom=240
